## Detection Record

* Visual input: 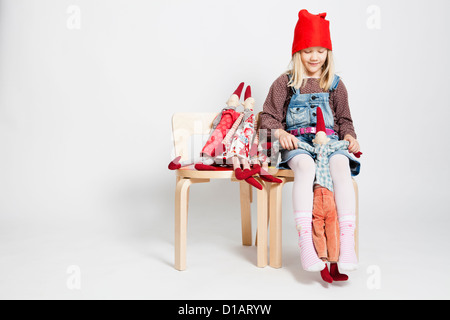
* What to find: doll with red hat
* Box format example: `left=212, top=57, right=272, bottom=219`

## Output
left=294, top=107, right=361, bottom=283
left=168, top=83, right=243, bottom=170
left=295, top=107, right=361, bottom=194
left=222, top=85, right=282, bottom=189
left=168, top=83, right=281, bottom=189
left=260, top=9, right=362, bottom=281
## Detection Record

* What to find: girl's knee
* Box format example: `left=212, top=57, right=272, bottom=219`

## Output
left=330, top=154, right=351, bottom=178
left=289, top=154, right=316, bottom=178
left=330, top=154, right=349, bottom=169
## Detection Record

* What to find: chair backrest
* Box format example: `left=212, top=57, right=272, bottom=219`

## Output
left=171, top=113, right=219, bottom=163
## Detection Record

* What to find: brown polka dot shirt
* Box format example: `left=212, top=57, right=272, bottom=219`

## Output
left=260, top=73, right=357, bottom=140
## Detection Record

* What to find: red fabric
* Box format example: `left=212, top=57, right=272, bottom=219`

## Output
left=244, top=85, right=252, bottom=101
left=194, top=163, right=233, bottom=171
left=330, top=263, right=348, bottom=281
left=194, top=163, right=217, bottom=171
left=234, top=82, right=245, bottom=97
left=245, top=176, right=262, bottom=190
left=168, top=156, right=181, bottom=170
left=320, top=264, right=333, bottom=283
left=316, top=107, right=326, bottom=133
left=234, top=166, right=260, bottom=180
left=292, top=9, right=332, bottom=55
left=259, top=168, right=282, bottom=184
left=201, top=109, right=240, bottom=157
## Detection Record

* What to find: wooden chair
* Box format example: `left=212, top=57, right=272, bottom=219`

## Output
left=260, top=168, right=359, bottom=268
left=171, top=112, right=269, bottom=271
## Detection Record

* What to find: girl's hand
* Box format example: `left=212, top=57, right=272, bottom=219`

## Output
left=278, top=130, right=299, bottom=150
left=344, top=134, right=360, bottom=154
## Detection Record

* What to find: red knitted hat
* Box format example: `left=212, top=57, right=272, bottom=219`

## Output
left=244, top=86, right=252, bottom=100
left=316, top=107, right=326, bottom=133
left=292, top=9, right=332, bottom=55
left=233, top=82, right=245, bottom=98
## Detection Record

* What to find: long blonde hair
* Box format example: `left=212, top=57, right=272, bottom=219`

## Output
left=287, top=50, right=335, bottom=91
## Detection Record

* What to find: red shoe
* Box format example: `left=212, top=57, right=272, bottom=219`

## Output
left=320, top=264, right=333, bottom=284
left=258, top=167, right=282, bottom=184
left=234, top=166, right=260, bottom=180
left=194, top=163, right=218, bottom=171
left=330, top=263, right=348, bottom=281
left=168, top=156, right=181, bottom=170
left=244, top=176, right=262, bottom=190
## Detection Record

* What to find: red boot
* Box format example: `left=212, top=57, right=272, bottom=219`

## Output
left=244, top=176, right=262, bottom=190
left=234, top=166, right=260, bottom=180
left=320, top=264, right=333, bottom=284
left=194, top=163, right=218, bottom=171
left=330, top=263, right=348, bottom=281
left=168, top=156, right=181, bottom=170
left=258, top=167, right=282, bottom=184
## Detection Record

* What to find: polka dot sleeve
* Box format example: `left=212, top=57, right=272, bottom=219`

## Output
left=330, top=81, right=357, bottom=140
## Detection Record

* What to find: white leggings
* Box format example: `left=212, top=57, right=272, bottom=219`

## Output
left=288, top=154, right=355, bottom=218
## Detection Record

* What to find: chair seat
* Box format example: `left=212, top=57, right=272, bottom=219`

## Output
left=176, top=165, right=237, bottom=180
left=266, top=168, right=294, bottom=179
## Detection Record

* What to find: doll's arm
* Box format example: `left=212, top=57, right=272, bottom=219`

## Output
left=297, top=141, right=315, bottom=153
left=328, top=140, right=350, bottom=153
left=329, top=140, right=363, bottom=158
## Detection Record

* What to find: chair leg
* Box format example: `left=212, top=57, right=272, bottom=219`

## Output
left=239, top=181, right=252, bottom=246
left=256, top=179, right=269, bottom=268
left=174, top=177, right=192, bottom=271
left=174, top=177, right=209, bottom=271
left=353, top=179, right=359, bottom=260
left=254, top=192, right=269, bottom=246
left=269, top=178, right=286, bottom=268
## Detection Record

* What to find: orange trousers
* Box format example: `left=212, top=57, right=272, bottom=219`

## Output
left=312, top=186, right=340, bottom=262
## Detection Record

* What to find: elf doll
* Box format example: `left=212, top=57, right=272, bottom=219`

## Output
left=168, top=83, right=244, bottom=170
left=295, top=107, right=361, bottom=283
left=222, top=85, right=281, bottom=189
left=168, top=83, right=281, bottom=189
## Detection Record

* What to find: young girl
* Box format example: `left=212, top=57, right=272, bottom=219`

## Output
left=260, top=9, right=361, bottom=275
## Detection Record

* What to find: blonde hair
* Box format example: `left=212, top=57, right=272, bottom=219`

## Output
left=287, top=50, right=335, bottom=91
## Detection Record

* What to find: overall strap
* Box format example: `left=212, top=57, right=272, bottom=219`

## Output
left=329, top=74, right=340, bottom=92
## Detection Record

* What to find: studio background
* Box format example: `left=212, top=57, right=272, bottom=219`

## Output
left=1, top=0, right=449, bottom=299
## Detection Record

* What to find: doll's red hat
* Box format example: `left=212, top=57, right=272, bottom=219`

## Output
left=316, top=107, right=326, bottom=133
left=233, top=82, right=245, bottom=98
left=244, top=86, right=252, bottom=100
left=292, top=9, right=332, bottom=55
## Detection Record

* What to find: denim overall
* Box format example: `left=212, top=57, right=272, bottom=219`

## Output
left=278, top=75, right=361, bottom=176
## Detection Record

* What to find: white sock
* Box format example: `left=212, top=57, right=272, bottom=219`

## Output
left=330, top=155, right=358, bottom=271
left=289, top=155, right=324, bottom=272
left=294, top=212, right=325, bottom=272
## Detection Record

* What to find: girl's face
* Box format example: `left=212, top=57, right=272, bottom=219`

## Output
left=300, top=47, right=328, bottom=77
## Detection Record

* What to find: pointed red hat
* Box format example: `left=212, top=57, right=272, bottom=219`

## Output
left=292, top=9, right=332, bottom=55
left=316, top=107, right=326, bottom=134
left=244, top=86, right=252, bottom=100
left=233, top=82, right=245, bottom=98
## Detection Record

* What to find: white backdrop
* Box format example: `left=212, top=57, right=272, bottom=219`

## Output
left=1, top=0, right=450, bottom=299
